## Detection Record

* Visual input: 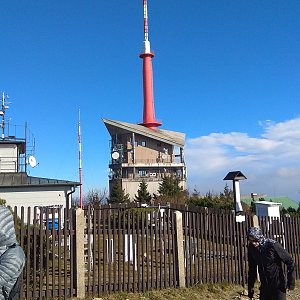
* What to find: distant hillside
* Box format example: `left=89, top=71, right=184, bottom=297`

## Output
left=241, top=196, right=299, bottom=210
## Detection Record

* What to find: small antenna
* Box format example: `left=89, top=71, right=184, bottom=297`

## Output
left=0, top=92, right=11, bottom=139
left=78, top=109, right=83, bottom=208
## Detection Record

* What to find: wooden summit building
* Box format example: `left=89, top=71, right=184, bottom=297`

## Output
left=103, top=118, right=186, bottom=201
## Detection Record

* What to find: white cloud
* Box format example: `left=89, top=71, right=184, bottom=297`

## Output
left=185, top=117, right=300, bottom=201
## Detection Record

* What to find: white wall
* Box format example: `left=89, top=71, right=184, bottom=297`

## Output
left=0, top=186, right=73, bottom=223
left=268, top=206, right=280, bottom=218
left=0, top=144, right=18, bottom=172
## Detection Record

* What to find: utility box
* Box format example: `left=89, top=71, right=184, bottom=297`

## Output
left=255, top=200, right=285, bottom=248
left=255, top=201, right=281, bottom=218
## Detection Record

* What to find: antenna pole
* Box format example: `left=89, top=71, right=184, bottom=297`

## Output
left=78, top=109, right=83, bottom=208
left=25, top=122, right=27, bottom=173
left=0, top=92, right=9, bottom=139
left=139, top=0, right=162, bottom=130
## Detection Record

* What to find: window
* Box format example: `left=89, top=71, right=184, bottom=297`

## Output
left=138, top=170, right=147, bottom=177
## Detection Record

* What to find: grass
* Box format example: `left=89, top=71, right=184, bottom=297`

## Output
left=89, top=280, right=300, bottom=300
left=89, top=282, right=246, bottom=300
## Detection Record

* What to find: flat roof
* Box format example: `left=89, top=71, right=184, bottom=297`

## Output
left=255, top=201, right=282, bottom=206
left=0, top=172, right=80, bottom=188
left=102, top=118, right=185, bottom=148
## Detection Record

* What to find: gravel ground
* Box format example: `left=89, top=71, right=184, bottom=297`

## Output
left=288, top=287, right=300, bottom=299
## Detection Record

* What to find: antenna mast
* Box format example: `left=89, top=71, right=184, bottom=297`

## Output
left=139, top=0, right=162, bottom=130
left=0, top=92, right=10, bottom=139
left=78, top=109, right=83, bottom=208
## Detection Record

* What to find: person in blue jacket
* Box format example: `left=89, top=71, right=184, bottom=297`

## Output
left=247, top=226, right=295, bottom=300
left=0, top=206, right=25, bottom=300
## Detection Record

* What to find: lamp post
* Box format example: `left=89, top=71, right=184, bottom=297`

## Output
left=224, top=171, right=247, bottom=287
left=224, top=171, right=247, bottom=222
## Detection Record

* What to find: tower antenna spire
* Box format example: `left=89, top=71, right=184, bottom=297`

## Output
left=139, top=0, right=162, bottom=130
left=78, top=109, right=83, bottom=208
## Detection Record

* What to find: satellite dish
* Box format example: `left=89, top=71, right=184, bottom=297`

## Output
left=161, top=154, right=167, bottom=160
left=28, top=155, right=37, bottom=168
left=111, top=151, right=120, bottom=160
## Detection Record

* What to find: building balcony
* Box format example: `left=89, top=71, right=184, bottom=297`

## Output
left=110, top=160, right=185, bottom=167
left=109, top=174, right=187, bottom=182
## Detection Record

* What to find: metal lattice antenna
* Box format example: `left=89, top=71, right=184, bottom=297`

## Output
left=0, top=92, right=10, bottom=139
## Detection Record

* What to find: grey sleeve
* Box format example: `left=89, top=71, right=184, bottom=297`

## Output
left=0, top=246, right=25, bottom=292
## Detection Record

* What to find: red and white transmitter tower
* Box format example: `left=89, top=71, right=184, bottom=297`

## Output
left=102, top=0, right=186, bottom=201
left=139, top=0, right=162, bottom=130
left=78, top=109, right=83, bottom=208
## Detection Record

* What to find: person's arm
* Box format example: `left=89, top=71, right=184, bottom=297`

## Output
left=273, top=242, right=295, bottom=290
left=0, top=247, right=25, bottom=290
left=247, top=245, right=257, bottom=298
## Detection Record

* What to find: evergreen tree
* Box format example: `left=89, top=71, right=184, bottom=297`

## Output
left=155, top=175, right=187, bottom=204
left=186, top=185, right=234, bottom=210
left=158, top=175, right=183, bottom=197
left=218, top=183, right=234, bottom=210
left=134, top=180, right=152, bottom=204
left=108, top=181, right=130, bottom=204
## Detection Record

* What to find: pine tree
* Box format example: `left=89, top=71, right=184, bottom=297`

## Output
left=158, top=175, right=182, bottom=197
left=108, top=181, right=130, bottom=204
left=135, top=180, right=152, bottom=204
left=155, top=175, right=187, bottom=204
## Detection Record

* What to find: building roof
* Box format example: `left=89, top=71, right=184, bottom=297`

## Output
left=102, top=118, right=185, bottom=147
left=0, top=172, right=80, bottom=188
left=255, top=201, right=282, bottom=207
left=241, top=196, right=298, bottom=210
left=223, top=171, right=247, bottom=181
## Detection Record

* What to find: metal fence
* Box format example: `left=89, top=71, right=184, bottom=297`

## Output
left=11, top=204, right=300, bottom=299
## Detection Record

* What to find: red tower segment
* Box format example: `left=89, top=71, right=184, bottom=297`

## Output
left=139, top=0, right=162, bottom=130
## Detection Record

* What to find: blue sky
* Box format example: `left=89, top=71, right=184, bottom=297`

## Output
left=1, top=1, right=299, bottom=201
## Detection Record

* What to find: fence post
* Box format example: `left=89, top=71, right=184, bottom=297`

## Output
left=174, top=211, right=186, bottom=288
left=252, top=214, right=259, bottom=227
left=74, top=208, right=85, bottom=299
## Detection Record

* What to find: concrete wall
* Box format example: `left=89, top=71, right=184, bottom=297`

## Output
left=122, top=179, right=186, bottom=201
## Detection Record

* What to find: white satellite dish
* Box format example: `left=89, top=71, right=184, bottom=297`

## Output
left=28, top=155, right=37, bottom=168
left=111, top=151, right=120, bottom=160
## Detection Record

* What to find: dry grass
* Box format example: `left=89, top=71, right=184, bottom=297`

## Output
left=90, top=280, right=300, bottom=300
left=90, top=283, right=245, bottom=300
